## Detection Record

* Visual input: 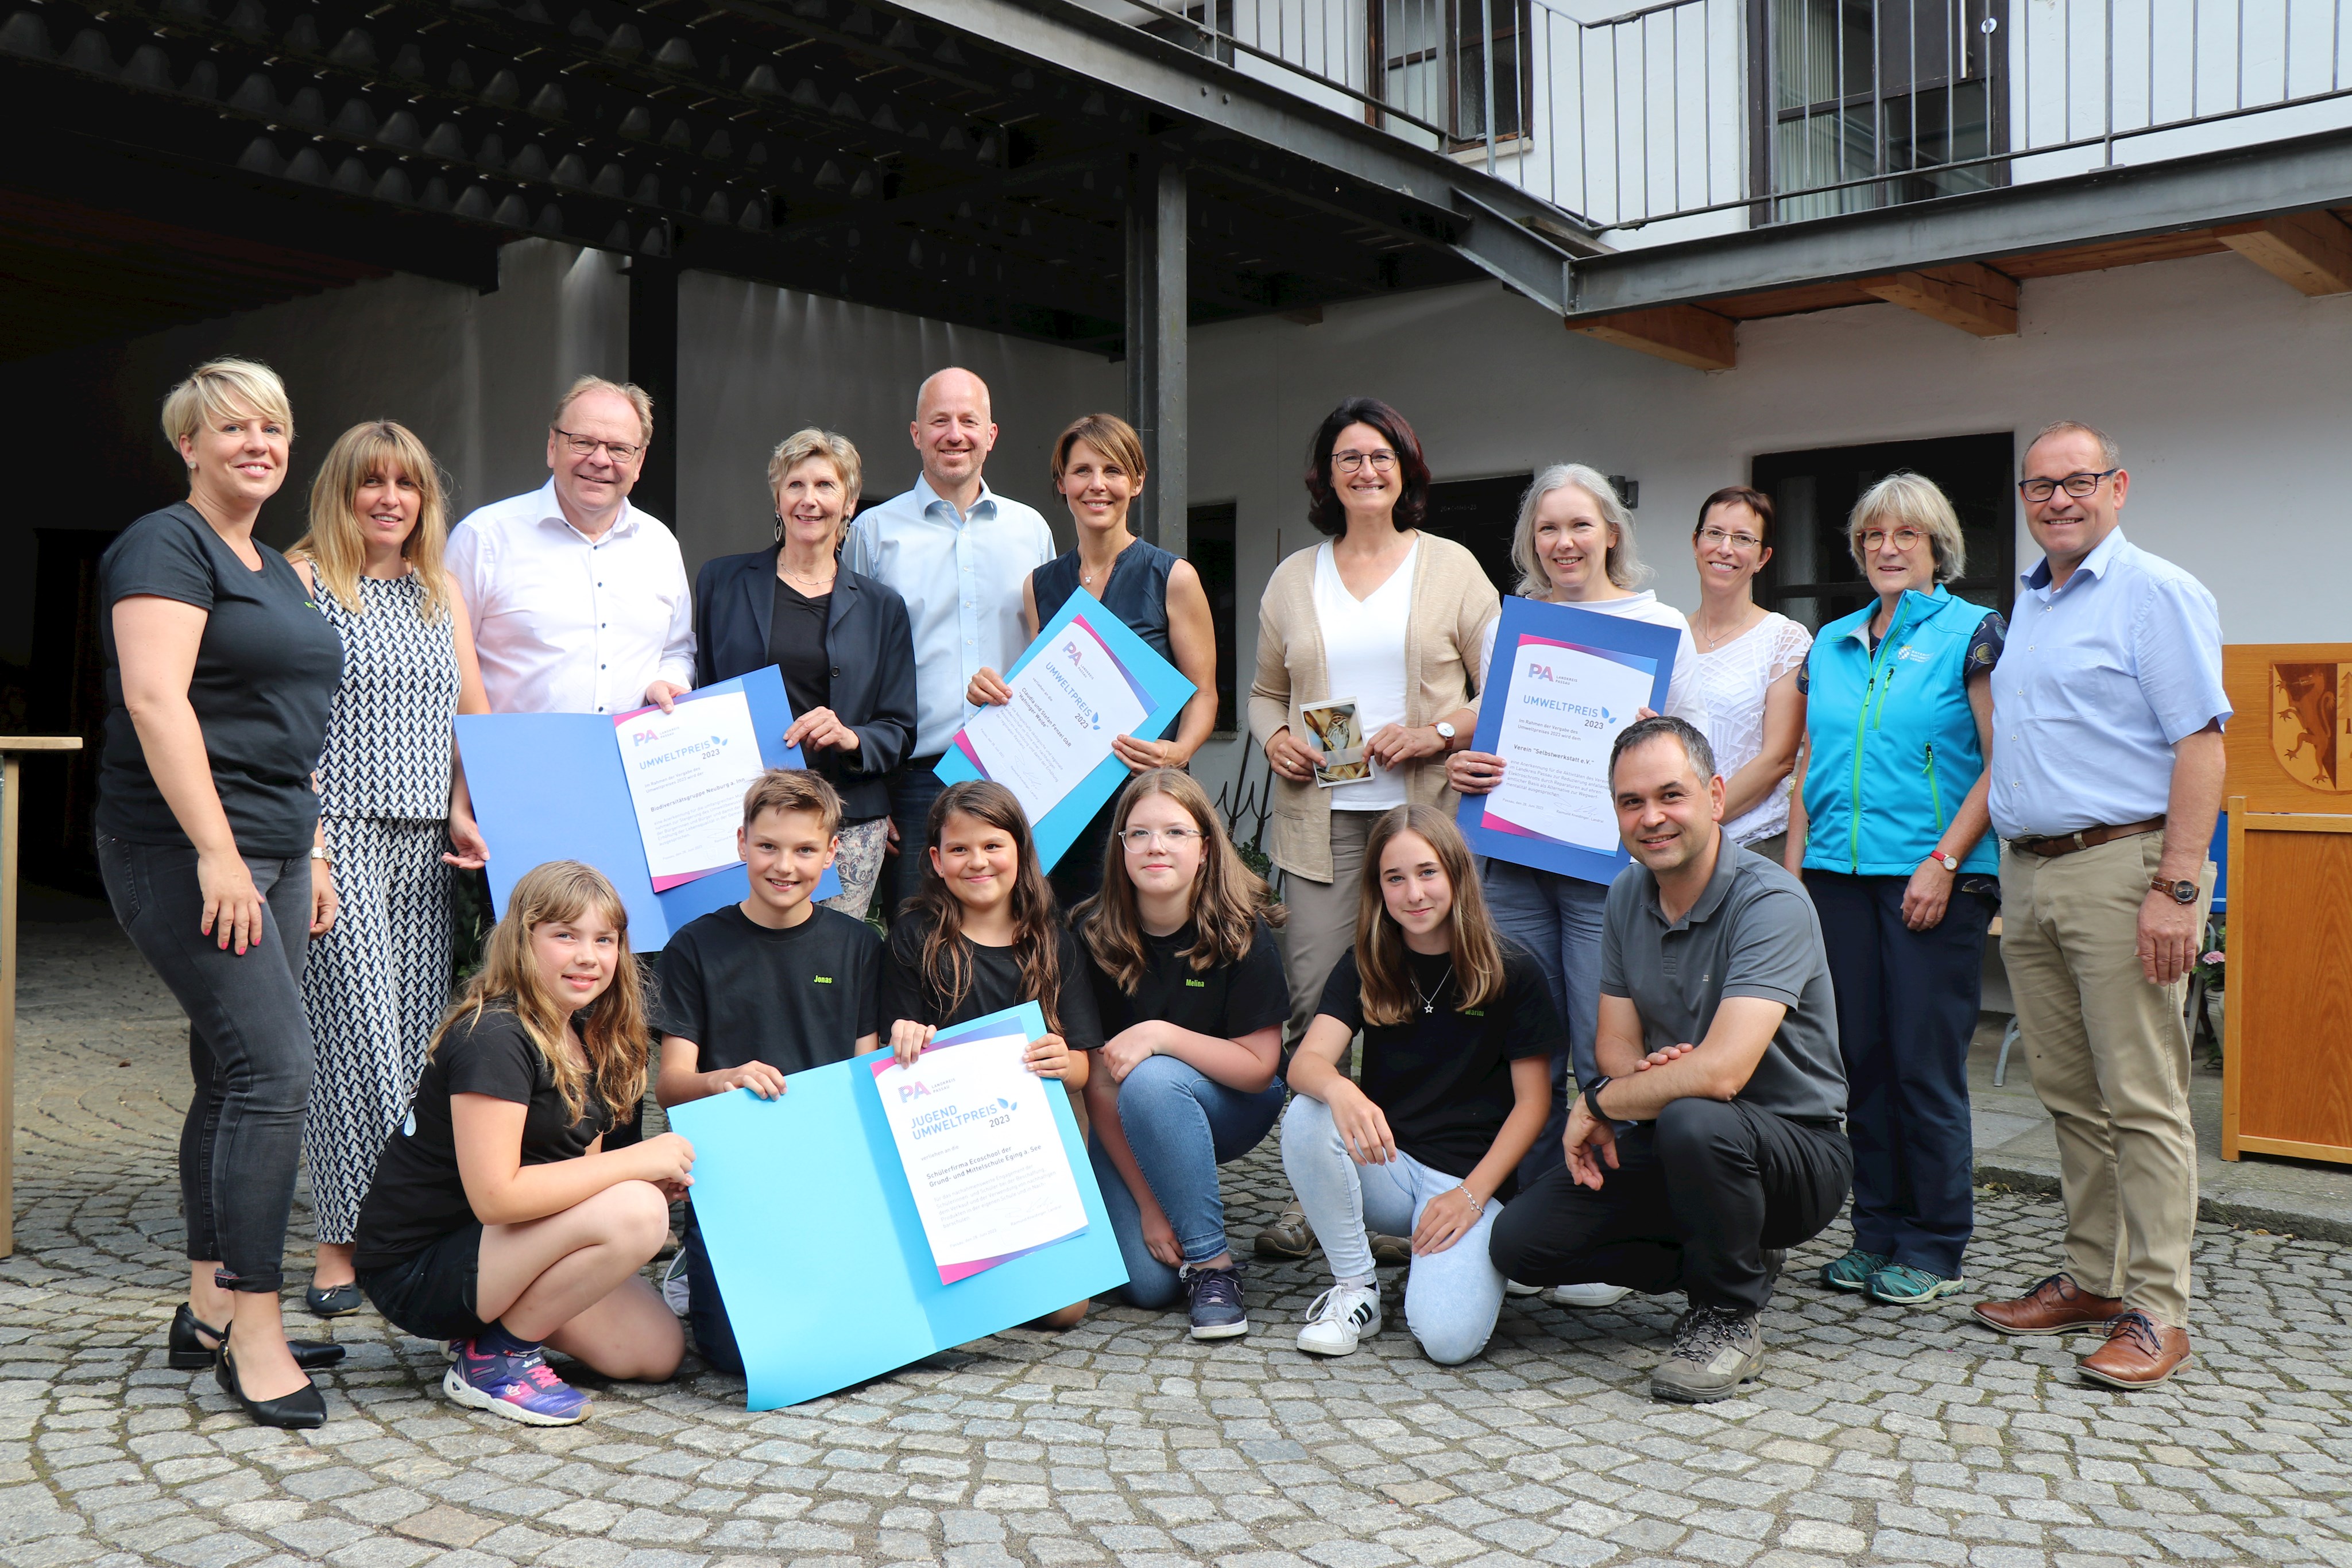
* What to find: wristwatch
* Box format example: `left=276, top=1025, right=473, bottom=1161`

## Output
left=1926, top=850, right=1959, bottom=872
left=2150, top=876, right=2199, bottom=905
left=1582, top=1074, right=1613, bottom=1124
left=308, top=846, right=331, bottom=863
left=1433, top=721, right=1457, bottom=749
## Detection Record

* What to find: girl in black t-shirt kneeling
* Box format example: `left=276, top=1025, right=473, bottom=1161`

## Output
left=1074, top=769, right=1287, bottom=1339
left=355, top=861, right=693, bottom=1425
left=882, top=781, right=1101, bottom=1330
left=1281, top=806, right=1561, bottom=1364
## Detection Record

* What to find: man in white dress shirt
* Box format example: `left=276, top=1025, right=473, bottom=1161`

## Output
left=844, top=367, right=1057, bottom=913
left=448, top=375, right=695, bottom=717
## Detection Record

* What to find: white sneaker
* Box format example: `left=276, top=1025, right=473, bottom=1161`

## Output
left=1297, top=1283, right=1383, bottom=1356
left=1503, top=1279, right=1542, bottom=1297
left=660, top=1252, right=691, bottom=1317
left=1548, top=1282, right=1633, bottom=1308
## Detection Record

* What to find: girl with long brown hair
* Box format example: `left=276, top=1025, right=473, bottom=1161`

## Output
left=1074, top=769, right=1288, bottom=1339
left=353, top=861, right=692, bottom=1425
left=1279, top=806, right=1558, bottom=1364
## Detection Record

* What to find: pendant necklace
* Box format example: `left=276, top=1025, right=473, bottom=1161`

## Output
left=1411, top=966, right=1453, bottom=1016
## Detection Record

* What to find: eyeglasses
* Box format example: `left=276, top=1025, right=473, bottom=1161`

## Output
left=1858, top=525, right=1928, bottom=552
left=1331, top=450, right=1397, bottom=475
left=554, top=427, right=644, bottom=464
left=1121, top=826, right=1202, bottom=849
left=2017, top=469, right=2118, bottom=502
left=1697, top=525, right=1763, bottom=551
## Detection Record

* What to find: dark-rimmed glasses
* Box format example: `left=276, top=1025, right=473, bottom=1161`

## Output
left=2017, top=469, right=2117, bottom=503
left=1332, top=450, right=1396, bottom=475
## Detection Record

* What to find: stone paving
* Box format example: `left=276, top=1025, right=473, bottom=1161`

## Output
left=3, top=916, right=2350, bottom=1568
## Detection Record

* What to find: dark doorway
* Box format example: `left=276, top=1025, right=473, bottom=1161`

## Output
left=24, top=529, right=121, bottom=894
left=1751, top=433, right=2014, bottom=633
left=1187, top=503, right=1239, bottom=734
left=1419, top=473, right=1534, bottom=599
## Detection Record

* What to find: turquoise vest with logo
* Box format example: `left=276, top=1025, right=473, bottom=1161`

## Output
left=1800, top=586, right=1998, bottom=877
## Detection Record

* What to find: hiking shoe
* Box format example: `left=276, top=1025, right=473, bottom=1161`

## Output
left=1255, top=1201, right=1314, bottom=1260
left=1548, top=1283, right=1633, bottom=1308
left=1867, top=1262, right=1968, bottom=1306
left=443, top=1338, right=591, bottom=1426
left=1650, top=1304, right=1765, bottom=1403
left=1369, top=1233, right=1412, bottom=1266
left=1296, top=1283, right=1383, bottom=1357
left=1819, top=1248, right=1889, bottom=1292
left=1183, top=1266, right=1248, bottom=1340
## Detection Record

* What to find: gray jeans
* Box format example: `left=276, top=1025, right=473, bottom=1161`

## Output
left=99, top=836, right=316, bottom=1294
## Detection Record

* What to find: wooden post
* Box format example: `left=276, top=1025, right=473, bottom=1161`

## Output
left=0, top=737, right=84, bottom=1259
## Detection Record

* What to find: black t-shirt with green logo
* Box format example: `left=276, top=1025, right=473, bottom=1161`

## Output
left=1086, top=916, right=1289, bottom=1044
left=653, top=904, right=883, bottom=1074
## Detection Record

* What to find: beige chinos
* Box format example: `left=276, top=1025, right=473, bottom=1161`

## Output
left=1999, top=832, right=2212, bottom=1328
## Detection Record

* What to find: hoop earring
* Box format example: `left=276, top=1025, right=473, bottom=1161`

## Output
left=773, top=510, right=784, bottom=544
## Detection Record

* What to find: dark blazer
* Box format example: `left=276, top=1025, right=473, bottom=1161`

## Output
left=693, top=545, right=917, bottom=823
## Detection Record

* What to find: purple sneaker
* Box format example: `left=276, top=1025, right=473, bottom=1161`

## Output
left=442, top=1338, right=590, bottom=1426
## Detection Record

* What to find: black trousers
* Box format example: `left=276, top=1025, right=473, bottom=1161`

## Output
left=1488, top=1097, right=1852, bottom=1314
left=884, top=757, right=948, bottom=919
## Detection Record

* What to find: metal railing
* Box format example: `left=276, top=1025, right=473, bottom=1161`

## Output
left=1124, top=0, right=2352, bottom=234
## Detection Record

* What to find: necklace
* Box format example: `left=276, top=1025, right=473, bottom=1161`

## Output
left=779, top=556, right=835, bottom=593
left=1410, top=964, right=1453, bottom=1016
left=1079, top=537, right=1134, bottom=589
left=1690, top=606, right=1757, bottom=653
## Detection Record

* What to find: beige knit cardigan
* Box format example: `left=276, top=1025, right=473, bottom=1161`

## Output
left=1246, top=534, right=1501, bottom=883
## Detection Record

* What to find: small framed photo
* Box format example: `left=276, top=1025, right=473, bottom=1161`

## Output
left=1301, top=698, right=1370, bottom=787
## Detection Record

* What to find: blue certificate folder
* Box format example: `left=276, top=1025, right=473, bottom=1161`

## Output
left=1457, top=595, right=1682, bottom=886
left=454, top=664, right=838, bottom=950
left=666, top=1003, right=1129, bottom=1410
left=934, top=586, right=1195, bottom=872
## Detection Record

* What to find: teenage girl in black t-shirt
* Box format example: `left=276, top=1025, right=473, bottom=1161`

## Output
left=1073, top=769, right=1287, bottom=1338
left=354, top=861, right=694, bottom=1425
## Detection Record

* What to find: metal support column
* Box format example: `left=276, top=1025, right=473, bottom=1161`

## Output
left=626, top=255, right=680, bottom=532
left=1124, top=153, right=1188, bottom=556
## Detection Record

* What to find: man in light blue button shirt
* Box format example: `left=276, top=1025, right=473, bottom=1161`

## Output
left=1971, top=421, right=2228, bottom=1391
left=844, top=367, right=1057, bottom=913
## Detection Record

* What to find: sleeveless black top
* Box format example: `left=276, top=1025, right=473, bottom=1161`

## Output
left=1032, top=538, right=1177, bottom=661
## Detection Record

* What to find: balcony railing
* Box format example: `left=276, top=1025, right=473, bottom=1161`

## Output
left=1113, top=0, right=2352, bottom=239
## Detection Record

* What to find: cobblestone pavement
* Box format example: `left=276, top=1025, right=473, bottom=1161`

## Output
left=4, top=919, right=2349, bottom=1568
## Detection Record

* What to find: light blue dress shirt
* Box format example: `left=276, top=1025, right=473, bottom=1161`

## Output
left=1987, top=528, right=2230, bottom=841
left=844, top=475, right=1057, bottom=757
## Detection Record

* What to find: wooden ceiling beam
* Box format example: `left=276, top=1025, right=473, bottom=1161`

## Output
left=2214, top=210, right=2352, bottom=296
left=1568, top=305, right=1735, bottom=371
left=1859, top=262, right=2019, bottom=336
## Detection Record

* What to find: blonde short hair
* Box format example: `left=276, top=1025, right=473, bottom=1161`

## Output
left=552, top=375, right=655, bottom=446
left=160, top=358, right=292, bottom=452
left=766, top=428, right=864, bottom=514
left=1847, top=470, right=1967, bottom=582
left=1511, top=463, right=1647, bottom=597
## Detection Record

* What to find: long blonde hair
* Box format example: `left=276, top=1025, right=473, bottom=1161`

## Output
left=434, top=861, right=650, bottom=1125
left=291, top=420, right=453, bottom=620
left=1353, top=805, right=1508, bottom=1027
left=1077, top=768, right=1283, bottom=994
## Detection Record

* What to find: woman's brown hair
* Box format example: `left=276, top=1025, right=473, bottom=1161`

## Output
left=290, top=420, right=454, bottom=621
left=1352, top=804, right=1507, bottom=1026
left=1076, top=768, right=1285, bottom=994
left=1302, top=396, right=1430, bottom=537
left=433, top=861, right=650, bottom=1125
left=1050, top=413, right=1147, bottom=490
left=903, top=780, right=1066, bottom=1034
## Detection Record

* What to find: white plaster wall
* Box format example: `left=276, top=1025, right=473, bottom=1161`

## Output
left=1182, top=247, right=2352, bottom=779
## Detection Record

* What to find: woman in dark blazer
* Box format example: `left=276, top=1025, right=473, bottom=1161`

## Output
left=693, top=428, right=916, bottom=918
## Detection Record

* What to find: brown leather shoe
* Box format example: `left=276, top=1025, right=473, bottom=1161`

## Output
left=1970, top=1272, right=2124, bottom=1335
left=2078, top=1310, right=2192, bottom=1389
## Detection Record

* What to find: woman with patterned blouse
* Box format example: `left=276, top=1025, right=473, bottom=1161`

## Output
left=1685, top=486, right=1812, bottom=865
left=288, top=421, right=490, bottom=1319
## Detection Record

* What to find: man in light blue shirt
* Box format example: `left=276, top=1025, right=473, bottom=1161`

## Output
left=844, top=367, right=1057, bottom=912
left=1971, top=421, right=2227, bottom=1392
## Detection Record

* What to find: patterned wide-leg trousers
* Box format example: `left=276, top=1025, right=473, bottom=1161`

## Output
left=300, top=816, right=454, bottom=1246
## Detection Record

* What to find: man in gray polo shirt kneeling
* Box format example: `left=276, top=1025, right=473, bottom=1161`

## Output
left=1489, top=717, right=1851, bottom=1401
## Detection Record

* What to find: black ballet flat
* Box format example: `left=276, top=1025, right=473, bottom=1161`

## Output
left=167, top=1303, right=347, bottom=1372
left=215, top=1339, right=327, bottom=1430
left=305, top=1283, right=365, bottom=1319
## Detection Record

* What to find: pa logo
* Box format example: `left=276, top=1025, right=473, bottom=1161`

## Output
left=896, top=1081, right=932, bottom=1103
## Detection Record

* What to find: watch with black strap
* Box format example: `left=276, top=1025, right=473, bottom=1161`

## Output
left=1582, top=1074, right=1612, bottom=1124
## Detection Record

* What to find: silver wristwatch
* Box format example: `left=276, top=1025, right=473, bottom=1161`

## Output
left=1433, top=721, right=1457, bottom=746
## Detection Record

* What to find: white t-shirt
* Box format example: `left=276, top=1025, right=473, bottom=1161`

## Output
left=1693, top=611, right=1814, bottom=845
left=1475, top=590, right=1709, bottom=732
left=1312, top=539, right=1418, bottom=811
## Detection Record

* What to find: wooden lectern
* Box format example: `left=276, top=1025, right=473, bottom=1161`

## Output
left=2221, top=645, right=2352, bottom=1165
left=1, top=737, right=85, bottom=1257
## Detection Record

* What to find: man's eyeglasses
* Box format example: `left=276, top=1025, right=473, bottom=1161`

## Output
left=2017, top=469, right=2117, bottom=503
left=554, top=427, right=644, bottom=464
left=1332, top=450, right=1396, bottom=475
left=1697, top=525, right=1763, bottom=551
left=1858, top=525, right=1928, bottom=553
left=1121, top=826, right=1202, bottom=849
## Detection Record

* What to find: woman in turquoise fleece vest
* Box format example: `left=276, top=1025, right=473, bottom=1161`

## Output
left=1786, top=472, right=2004, bottom=1309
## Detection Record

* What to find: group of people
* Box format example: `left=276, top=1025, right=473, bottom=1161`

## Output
left=98, top=356, right=2226, bottom=1434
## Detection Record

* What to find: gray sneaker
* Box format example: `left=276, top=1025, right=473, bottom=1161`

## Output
left=1650, top=1304, right=1765, bottom=1403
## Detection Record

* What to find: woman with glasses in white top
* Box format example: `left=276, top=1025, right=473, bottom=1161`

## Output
left=1685, top=486, right=1812, bottom=866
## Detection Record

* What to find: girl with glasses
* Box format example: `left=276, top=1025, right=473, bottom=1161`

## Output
left=1073, top=769, right=1290, bottom=1339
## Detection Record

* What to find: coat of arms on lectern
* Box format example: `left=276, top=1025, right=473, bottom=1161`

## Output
left=2272, top=660, right=2351, bottom=792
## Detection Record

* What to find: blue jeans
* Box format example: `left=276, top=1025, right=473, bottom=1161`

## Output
left=1088, top=1057, right=1285, bottom=1308
left=1279, top=1095, right=1507, bottom=1365
left=1480, top=858, right=1610, bottom=1190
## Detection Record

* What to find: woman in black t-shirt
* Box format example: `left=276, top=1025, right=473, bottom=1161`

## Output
left=355, top=862, right=693, bottom=1426
left=1073, top=769, right=1286, bottom=1339
left=1281, top=806, right=1559, bottom=1365
left=99, top=359, right=348, bottom=1430
left=881, top=780, right=1100, bottom=1329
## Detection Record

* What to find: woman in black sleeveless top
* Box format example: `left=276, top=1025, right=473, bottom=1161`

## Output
left=967, top=413, right=1218, bottom=904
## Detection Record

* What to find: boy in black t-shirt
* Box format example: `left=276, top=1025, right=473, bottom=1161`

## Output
left=655, top=769, right=881, bottom=1375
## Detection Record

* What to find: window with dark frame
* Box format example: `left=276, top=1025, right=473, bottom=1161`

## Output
left=1418, top=472, right=1535, bottom=601
left=1186, top=502, right=1239, bottom=734
left=1373, top=0, right=1534, bottom=148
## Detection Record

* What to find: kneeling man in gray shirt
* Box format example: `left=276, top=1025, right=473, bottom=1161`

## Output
left=1489, top=717, right=1851, bottom=1403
